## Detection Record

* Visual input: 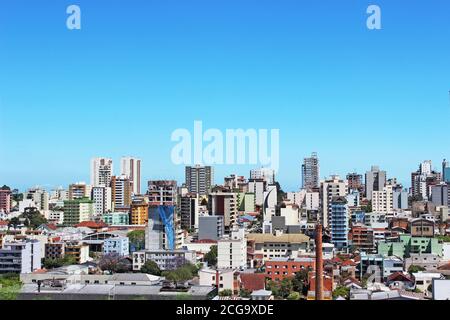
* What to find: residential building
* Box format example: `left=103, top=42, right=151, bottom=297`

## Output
left=103, top=237, right=129, bottom=256
left=111, top=175, right=132, bottom=210
left=90, top=157, right=113, bottom=188
left=365, top=166, right=386, bottom=200
left=102, top=212, right=129, bottom=225
left=217, top=227, right=247, bottom=270
left=45, top=242, right=65, bottom=260
left=24, top=187, right=49, bottom=211
left=198, top=216, right=224, bottom=241
left=65, top=242, right=90, bottom=264
left=91, top=186, right=112, bottom=216
left=147, top=180, right=177, bottom=205
left=199, top=268, right=239, bottom=293
left=185, top=165, right=214, bottom=196
left=431, top=183, right=449, bottom=207
left=410, top=218, right=434, bottom=237
left=321, top=175, right=347, bottom=228
left=247, top=233, right=310, bottom=262
left=180, top=193, right=199, bottom=230
left=208, top=190, right=237, bottom=230
left=330, top=196, right=349, bottom=249
left=413, top=272, right=444, bottom=293
left=0, top=240, right=42, bottom=274
left=250, top=168, right=275, bottom=185
left=0, top=188, right=11, bottom=214
left=130, top=198, right=148, bottom=225
left=248, top=179, right=265, bottom=206
left=346, top=172, right=364, bottom=194
left=68, top=182, right=91, bottom=200
left=302, top=152, right=319, bottom=190
left=411, top=160, right=441, bottom=200
left=372, top=185, right=394, bottom=213
left=265, top=257, right=315, bottom=281
left=120, top=156, right=141, bottom=195
left=132, top=249, right=196, bottom=271
left=443, top=159, right=450, bottom=183
left=63, top=198, right=94, bottom=226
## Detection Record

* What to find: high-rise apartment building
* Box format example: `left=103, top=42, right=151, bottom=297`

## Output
left=111, top=175, right=132, bottom=210
left=365, top=166, right=386, bottom=200
left=250, top=168, right=275, bottom=185
left=68, top=182, right=91, bottom=200
left=185, top=165, right=214, bottom=196
left=208, top=189, right=238, bottom=231
left=121, top=157, right=141, bottom=195
left=130, top=197, right=149, bottom=225
left=0, top=188, right=11, bottom=214
left=180, top=193, right=199, bottom=230
left=442, top=159, right=450, bottom=183
left=147, top=180, right=177, bottom=205
left=24, top=188, right=49, bottom=212
left=90, top=158, right=113, bottom=188
left=321, top=175, right=347, bottom=228
left=91, top=186, right=112, bottom=216
left=302, top=152, right=319, bottom=190
left=411, top=160, right=441, bottom=200
left=63, top=198, right=94, bottom=226
left=346, top=172, right=364, bottom=194
left=372, top=185, right=394, bottom=213
left=330, top=196, right=349, bottom=249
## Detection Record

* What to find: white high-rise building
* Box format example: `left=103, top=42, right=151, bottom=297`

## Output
left=372, top=185, right=394, bottom=213
left=91, top=186, right=112, bottom=216
left=217, top=227, right=247, bottom=270
left=250, top=168, right=275, bottom=185
left=121, top=157, right=141, bottom=195
left=90, top=158, right=113, bottom=188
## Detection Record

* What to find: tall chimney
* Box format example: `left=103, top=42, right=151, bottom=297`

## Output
left=315, top=224, right=324, bottom=301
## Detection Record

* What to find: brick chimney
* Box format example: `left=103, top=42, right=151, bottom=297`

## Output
left=315, top=224, right=323, bottom=300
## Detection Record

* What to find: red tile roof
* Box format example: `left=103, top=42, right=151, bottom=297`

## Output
left=387, top=272, right=413, bottom=283
left=0, top=221, right=8, bottom=226
left=195, top=239, right=218, bottom=244
left=240, top=273, right=266, bottom=291
left=75, top=221, right=107, bottom=229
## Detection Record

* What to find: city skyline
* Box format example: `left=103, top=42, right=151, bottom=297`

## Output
left=1, top=0, right=450, bottom=191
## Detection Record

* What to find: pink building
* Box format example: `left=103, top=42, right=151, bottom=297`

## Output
left=0, top=189, right=11, bottom=213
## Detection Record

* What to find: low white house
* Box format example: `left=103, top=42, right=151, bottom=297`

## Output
left=413, top=272, right=444, bottom=293
left=199, top=268, right=236, bottom=292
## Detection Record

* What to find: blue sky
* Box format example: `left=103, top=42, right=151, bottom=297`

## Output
left=0, top=0, right=449, bottom=192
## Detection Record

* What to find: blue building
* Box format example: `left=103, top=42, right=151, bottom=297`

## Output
left=103, top=237, right=129, bottom=256
left=330, top=196, right=349, bottom=250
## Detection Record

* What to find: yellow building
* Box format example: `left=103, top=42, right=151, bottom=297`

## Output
left=131, top=201, right=148, bottom=225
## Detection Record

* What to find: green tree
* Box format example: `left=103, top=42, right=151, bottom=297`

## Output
left=287, top=292, right=301, bottom=300
left=218, top=289, right=233, bottom=297
left=239, top=288, right=251, bottom=298
left=140, top=260, right=161, bottom=276
left=408, top=265, right=426, bottom=274
left=278, top=278, right=293, bottom=299
left=332, top=286, right=350, bottom=299
left=0, top=274, right=22, bottom=300
left=42, top=255, right=77, bottom=269
left=22, top=207, right=47, bottom=229
left=292, top=268, right=310, bottom=296
left=204, top=245, right=218, bottom=266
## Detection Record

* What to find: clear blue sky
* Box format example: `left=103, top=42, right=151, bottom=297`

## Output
left=0, top=0, right=449, bottom=192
